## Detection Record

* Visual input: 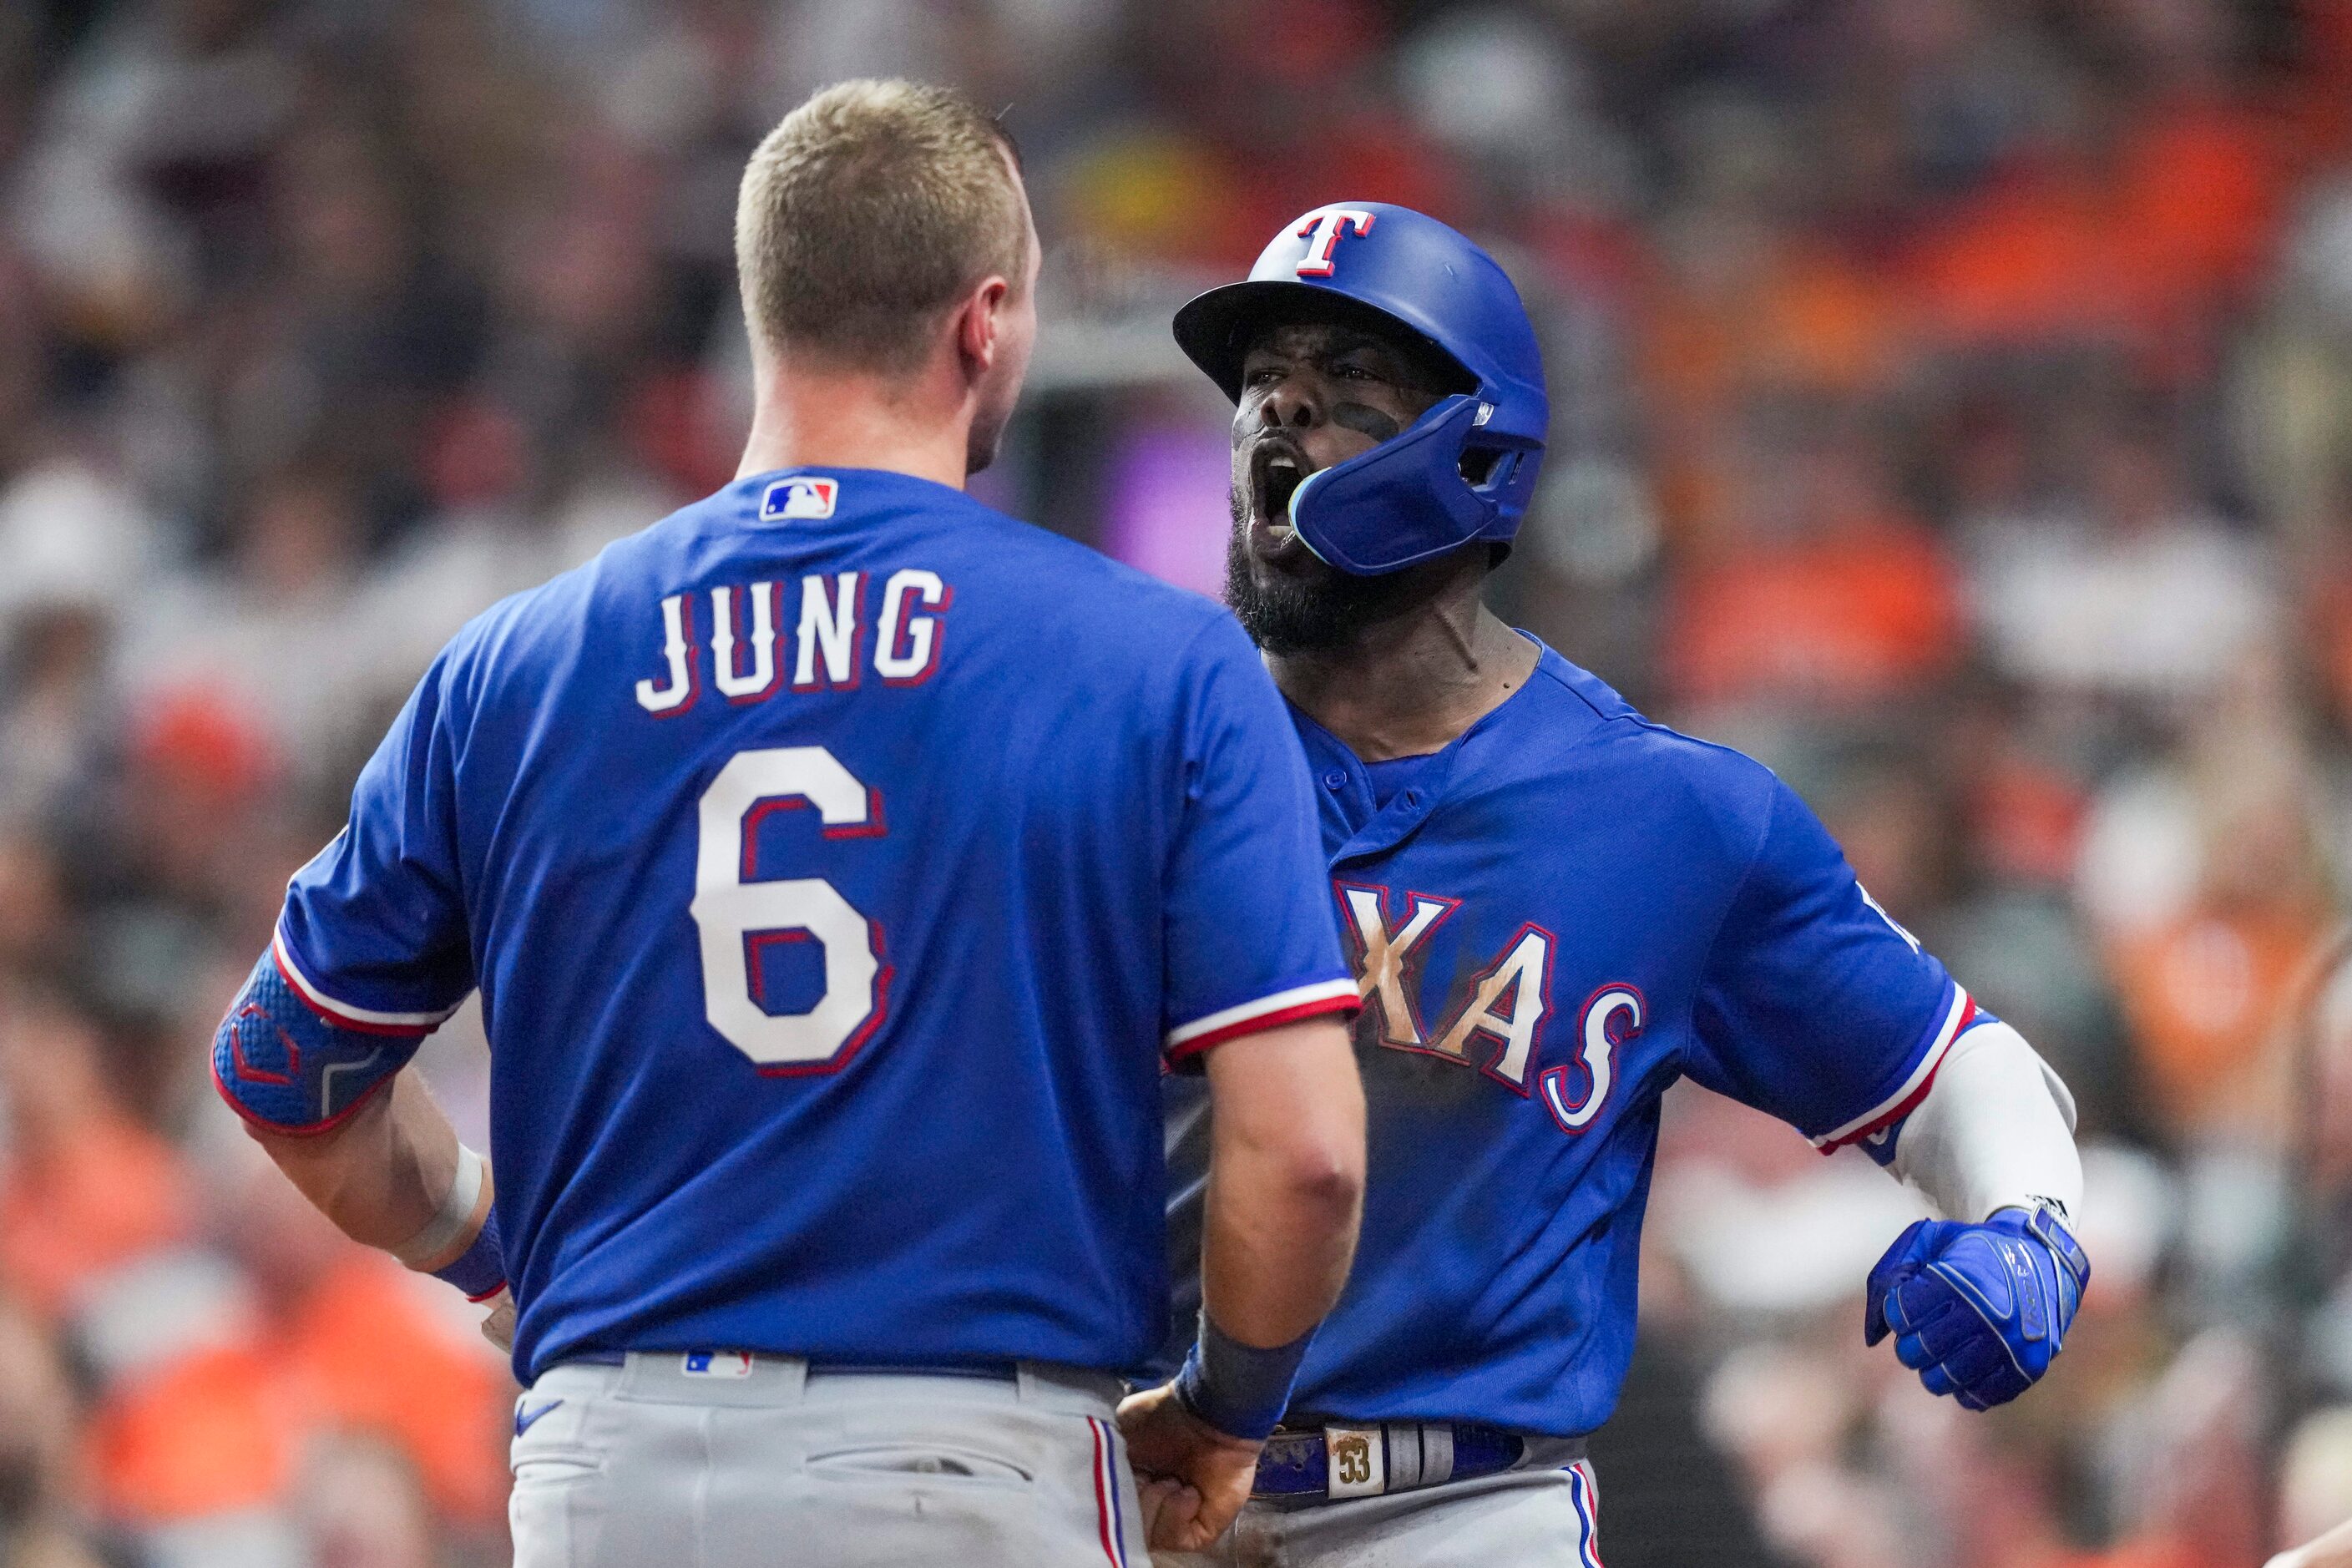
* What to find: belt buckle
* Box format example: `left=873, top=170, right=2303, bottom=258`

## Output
left=1323, top=1424, right=1385, bottom=1499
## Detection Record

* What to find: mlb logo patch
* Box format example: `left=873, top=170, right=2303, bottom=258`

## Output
left=761, top=475, right=839, bottom=522
left=682, top=1351, right=756, bottom=1378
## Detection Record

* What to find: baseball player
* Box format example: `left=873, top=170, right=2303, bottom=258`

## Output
left=1141, top=203, right=2092, bottom=1564
left=209, top=82, right=1372, bottom=1565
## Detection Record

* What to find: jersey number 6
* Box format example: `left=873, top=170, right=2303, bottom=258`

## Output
left=691, top=746, right=888, bottom=1072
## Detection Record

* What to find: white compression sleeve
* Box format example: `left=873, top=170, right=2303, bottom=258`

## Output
left=1889, top=1019, right=2083, bottom=1223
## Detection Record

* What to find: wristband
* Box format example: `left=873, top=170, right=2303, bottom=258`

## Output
left=1171, top=1312, right=1313, bottom=1441
left=393, top=1145, right=487, bottom=1267
left=430, top=1205, right=507, bottom=1301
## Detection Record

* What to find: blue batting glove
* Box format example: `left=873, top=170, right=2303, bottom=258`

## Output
left=1863, top=1205, right=2089, bottom=1410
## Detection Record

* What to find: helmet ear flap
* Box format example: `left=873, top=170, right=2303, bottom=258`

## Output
left=1290, top=394, right=1495, bottom=574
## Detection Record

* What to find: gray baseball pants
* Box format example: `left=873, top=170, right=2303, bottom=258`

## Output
left=1158, top=1444, right=1602, bottom=1568
left=508, top=1353, right=1148, bottom=1567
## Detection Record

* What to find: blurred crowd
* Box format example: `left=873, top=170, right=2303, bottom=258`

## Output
left=3, top=0, right=2351, bottom=1565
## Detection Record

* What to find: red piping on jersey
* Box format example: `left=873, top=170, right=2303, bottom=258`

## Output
left=271, top=942, right=437, bottom=1039
left=1166, top=993, right=1361, bottom=1062
left=1814, top=998, right=1979, bottom=1154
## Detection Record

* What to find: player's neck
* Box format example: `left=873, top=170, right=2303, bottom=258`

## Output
left=738, top=362, right=974, bottom=492
left=1269, top=597, right=1538, bottom=762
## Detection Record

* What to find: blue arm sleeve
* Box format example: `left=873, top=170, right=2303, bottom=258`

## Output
left=1683, top=775, right=1973, bottom=1151
left=1161, top=616, right=1358, bottom=1064
left=212, top=948, right=427, bottom=1134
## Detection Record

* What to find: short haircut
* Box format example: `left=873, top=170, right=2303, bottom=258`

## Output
left=736, top=79, right=1028, bottom=377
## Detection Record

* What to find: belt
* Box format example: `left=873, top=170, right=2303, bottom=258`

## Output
left=1253, top=1421, right=1567, bottom=1502
left=565, top=1349, right=1021, bottom=1381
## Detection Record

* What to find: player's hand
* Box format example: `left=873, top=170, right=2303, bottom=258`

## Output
left=479, top=1286, right=517, bottom=1354
left=1864, top=1205, right=2089, bottom=1410
left=1133, top=1474, right=1202, bottom=1550
left=1115, top=1382, right=1262, bottom=1551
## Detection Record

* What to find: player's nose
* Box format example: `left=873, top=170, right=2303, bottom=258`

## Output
left=1256, top=374, right=1325, bottom=432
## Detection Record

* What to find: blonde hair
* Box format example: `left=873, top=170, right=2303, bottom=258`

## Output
left=736, top=79, right=1027, bottom=377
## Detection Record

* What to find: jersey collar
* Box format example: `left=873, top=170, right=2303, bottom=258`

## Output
left=1287, top=631, right=1553, bottom=866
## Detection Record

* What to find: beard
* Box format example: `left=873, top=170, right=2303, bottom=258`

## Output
left=1222, top=483, right=1432, bottom=655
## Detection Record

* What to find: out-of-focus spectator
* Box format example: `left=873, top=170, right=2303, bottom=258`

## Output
left=2271, top=1408, right=2352, bottom=1568
left=0, top=1300, right=107, bottom=1568
left=0, top=984, right=191, bottom=1322
left=125, top=463, right=369, bottom=788
left=294, top=1434, right=438, bottom=1568
left=2077, top=650, right=2331, bottom=1140
left=1665, top=396, right=1964, bottom=712
left=1965, top=412, right=2276, bottom=711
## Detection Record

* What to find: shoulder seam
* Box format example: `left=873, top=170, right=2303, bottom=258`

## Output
left=1554, top=675, right=1766, bottom=763
left=1525, top=658, right=1738, bottom=756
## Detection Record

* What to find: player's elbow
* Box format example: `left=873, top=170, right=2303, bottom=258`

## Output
left=1204, top=1014, right=1368, bottom=1216
left=1257, top=1062, right=1368, bottom=1225
left=1261, top=1099, right=1365, bottom=1219
left=1277, top=1133, right=1366, bottom=1226
left=1297, top=1088, right=1368, bottom=1216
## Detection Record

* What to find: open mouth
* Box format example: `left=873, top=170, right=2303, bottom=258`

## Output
left=1248, top=443, right=1313, bottom=559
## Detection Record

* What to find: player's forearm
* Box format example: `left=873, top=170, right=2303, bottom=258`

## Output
left=246, top=1071, right=478, bottom=1260
left=1200, top=1017, right=1367, bottom=1345
left=1888, top=1019, right=2082, bottom=1222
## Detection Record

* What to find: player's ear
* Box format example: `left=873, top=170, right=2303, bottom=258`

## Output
left=954, top=276, right=1013, bottom=381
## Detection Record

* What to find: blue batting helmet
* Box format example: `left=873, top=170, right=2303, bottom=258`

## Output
left=1172, top=202, right=1548, bottom=576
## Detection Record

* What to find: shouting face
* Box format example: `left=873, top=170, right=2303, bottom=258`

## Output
left=1225, top=318, right=1461, bottom=654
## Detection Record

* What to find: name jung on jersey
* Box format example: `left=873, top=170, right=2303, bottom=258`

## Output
left=634, top=566, right=952, bottom=714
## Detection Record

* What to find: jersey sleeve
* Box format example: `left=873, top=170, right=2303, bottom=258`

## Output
left=1160, top=616, right=1358, bottom=1063
left=271, top=647, right=477, bottom=1034
left=1682, top=772, right=1975, bottom=1151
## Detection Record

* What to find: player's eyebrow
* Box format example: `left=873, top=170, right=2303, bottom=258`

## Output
left=1318, top=334, right=1450, bottom=394
left=1245, top=326, right=1408, bottom=369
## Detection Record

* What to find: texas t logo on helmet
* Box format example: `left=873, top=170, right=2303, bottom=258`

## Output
left=1292, top=208, right=1376, bottom=276
left=1173, top=202, right=1549, bottom=575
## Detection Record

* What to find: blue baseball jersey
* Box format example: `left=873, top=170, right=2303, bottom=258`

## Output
left=1163, top=641, right=1978, bottom=1435
left=263, top=467, right=1357, bottom=1383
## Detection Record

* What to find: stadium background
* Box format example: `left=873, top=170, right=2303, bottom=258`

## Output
left=2, top=0, right=2350, bottom=1564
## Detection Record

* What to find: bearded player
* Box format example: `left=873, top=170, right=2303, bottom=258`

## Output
left=1121, top=205, right=2091, bottom=1563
